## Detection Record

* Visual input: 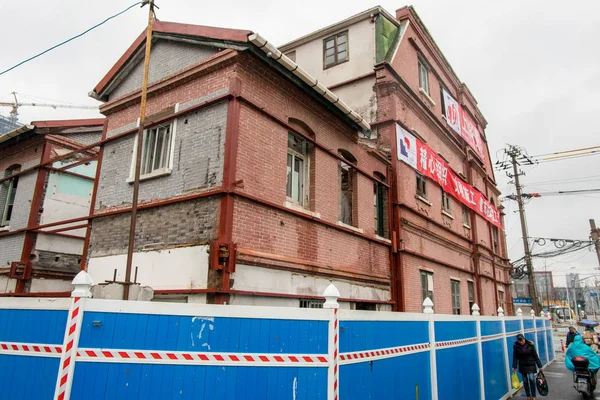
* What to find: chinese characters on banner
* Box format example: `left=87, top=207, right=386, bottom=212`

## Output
left=396, top=124, right=502, bottom=229
left=442, top=88, right=486, bottom=162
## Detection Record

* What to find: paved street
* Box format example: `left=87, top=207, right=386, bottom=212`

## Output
left=513, top=326, right=598, bottom=399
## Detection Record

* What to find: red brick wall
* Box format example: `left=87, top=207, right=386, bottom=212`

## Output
left=231, top=54, right=391, bottom=286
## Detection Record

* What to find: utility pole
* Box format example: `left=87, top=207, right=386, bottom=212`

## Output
left=505, top=145, right=539, bottom=314
left=124, top=0, right=156, bottom=300
left=590, top=219, right=600, bottom=268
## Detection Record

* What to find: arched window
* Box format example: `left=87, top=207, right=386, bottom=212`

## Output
left=373, top=171, right=388, bottom=237
left=286, top=119, right=314, bottom=207
left=1, top=164, right=21, bottom=227
left=339, top=150, right=357, bottom=226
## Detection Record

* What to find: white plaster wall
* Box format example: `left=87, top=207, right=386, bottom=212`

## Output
left=87, top=245, right=209, bottom=290
left=229, top=295, right=354, bottom=309
left=233, top=264, right=391, bottom=302
left=290, top=19, right=376, bottom=87
left=35, top=234, right=83, bottom=255
left=38, top=172, right=93, bottom=239
left=0, top=276, right=17, bottom=293
left=331, top=76, right=378, bottom=123
left=30, top=278, right=73, bottom=292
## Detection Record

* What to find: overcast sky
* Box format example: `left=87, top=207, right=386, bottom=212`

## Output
left=1, top=0, right=599, bottom=287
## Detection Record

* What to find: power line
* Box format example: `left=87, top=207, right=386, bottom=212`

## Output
left=0, top=2, right=142, bottom=77
left=529, top=145, right=600, bottom=159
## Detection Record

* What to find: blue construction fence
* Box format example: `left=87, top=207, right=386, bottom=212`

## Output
left=0, top=296, right=554, bottom=400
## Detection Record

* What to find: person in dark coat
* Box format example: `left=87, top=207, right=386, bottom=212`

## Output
left=566, top=326, right=579, bottom=347
left=512, top=333, right=543, bottom=399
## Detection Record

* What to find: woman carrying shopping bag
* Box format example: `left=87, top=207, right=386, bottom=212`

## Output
left=512, top=334, right=543, bottom=399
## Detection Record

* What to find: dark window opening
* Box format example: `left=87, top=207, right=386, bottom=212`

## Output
left=355, top=302, right=377, bottom=311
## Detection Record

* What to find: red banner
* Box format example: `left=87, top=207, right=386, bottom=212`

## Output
left=396, top=123, right=502, bottom=229
left=442, top=89, right=486, bottom=162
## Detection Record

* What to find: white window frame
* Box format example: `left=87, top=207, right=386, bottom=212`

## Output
left=462, top=206, right=470, bottom=228
left=299, top=299, right=324, bottom=309
left=420, top=270, right=434, bottom=304
left=418, top=58, right=430, bottom=95
left=128, top=108, right=178, bottom=182
left=286, top=132, right=309, bottom=207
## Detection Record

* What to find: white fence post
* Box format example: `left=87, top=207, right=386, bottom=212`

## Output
left=498, top=307, right=512, bottom=393
left=518, top=308, right=524, bottom=335
left=323, top=284, right=340, bottom=400
left=472, top=304, right=485, bottom=400
left=423, top=298, right=438, bottom=400
left=54, top=271, right=93, bottom=400
left=531, top=310, right=537, bottom=349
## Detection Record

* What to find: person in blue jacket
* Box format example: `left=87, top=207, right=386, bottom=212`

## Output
left=565, top=334, right=600, bottom=377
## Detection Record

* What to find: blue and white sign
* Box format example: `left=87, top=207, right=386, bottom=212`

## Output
left=514, top=297, right=532, bottom=305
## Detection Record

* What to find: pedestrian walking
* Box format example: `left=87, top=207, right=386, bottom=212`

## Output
left=566, top=326, right=579, bottom=347
left=512, top=333, right=543, bottom=400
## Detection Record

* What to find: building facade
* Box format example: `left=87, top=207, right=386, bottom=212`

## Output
left=281, top=6, right=511, bottom=315
left=0, top=119, right=103, bottom=293
left=85, top=22, right=392, bottom=309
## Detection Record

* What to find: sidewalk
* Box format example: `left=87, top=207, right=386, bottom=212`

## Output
left=516, top=360, right=599, bottom=399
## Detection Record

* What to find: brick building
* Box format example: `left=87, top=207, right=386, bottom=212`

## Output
left=0, top=119, right=103, bottom=293
left=281, top=5, right=512, bottom=315
left=85, top=22, right=393, bottom=309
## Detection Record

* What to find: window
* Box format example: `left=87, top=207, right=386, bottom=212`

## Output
left=285, top=51, right=296, bottom=62
left=441, top=190, right=451, bottom=214
left=299, top=299, right=324, bottom=309
left=418, top=58, right=430, bottom=95
left=420, top=271, right=434, bottom=304
left=287, top=132, right=309, bottom=205
left=451, top=280, right=461, bottom=315
left=416, top=173, right=427, bottom=199
left=339, top=150, right=357, bottom=226
left=498, top=290, right=505, bottom=312
left=0, top=165, right=20, bottom=227
left=468, top=281, right=475, bottom=312
left=355, top=302, right=377, bottom=311
left=492, top=226, right=500, bottom=253
left=374, top=172, right=388, bottom=237
left=140, top=123, right=173, bottom=176
left=462, top=206, right=470, bottom=227
left=323, top=31, right=348, bottom=68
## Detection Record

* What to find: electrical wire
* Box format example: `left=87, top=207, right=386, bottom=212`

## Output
left=0, top=2, right=142, bottom=77
left=529, top=145, right=600, bottom=159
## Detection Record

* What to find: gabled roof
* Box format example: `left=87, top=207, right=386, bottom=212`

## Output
left=0, top=118, right=104, bottom=145
left=92, top=21, right=252, bottom=98
left=90, top=20, right=371, bottom=133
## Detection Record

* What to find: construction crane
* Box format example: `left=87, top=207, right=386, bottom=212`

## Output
left=0, top=92, right=98, bottom=123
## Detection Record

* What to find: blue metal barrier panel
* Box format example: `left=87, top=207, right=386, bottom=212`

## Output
left=537, top=330, right=548, bottom=364
left=482, top=339, right=509, bottom=400
left=340, top=352, right=431, bottom=400
left=0, top=308, right=67, bottom=344
left=434, top=321, right=476, bottom=341
left=546, top=330, right=555, bottom=360
left=71, top=363, right=326, bottom=400
left=436, top=344, right=481, bottom=399
left=504, top=320, right=521, bottom=334
left=339, top=321, right=428, bottom=352
left=523, top=319, right=534, bottom=330
left=78, top=313, right=327, bottom=354
left=536, top=319, right=545, bottom=329
left=481, top=321, right=502, bottom=336
left=0, top=355, right=59, bottom=399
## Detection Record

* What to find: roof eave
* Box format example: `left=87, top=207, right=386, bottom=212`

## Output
left=0, top=124, right=34, bottom=145
left=248, top=33, right=371, bottom=135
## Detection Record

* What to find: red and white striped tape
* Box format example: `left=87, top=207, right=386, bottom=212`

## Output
left=0, top=341, right=62, bottom=357
left=76, top=348, right=328, bottom=366
left=54, top=297, right=83, bottom=400
left=481, top=333, right=505, bottom=342
left=436, top=337, right=478, bottom=348
left=339, top=343, right=430, bottom=365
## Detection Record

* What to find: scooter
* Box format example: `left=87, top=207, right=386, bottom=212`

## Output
left=572, top=356, right=597, bottom=398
